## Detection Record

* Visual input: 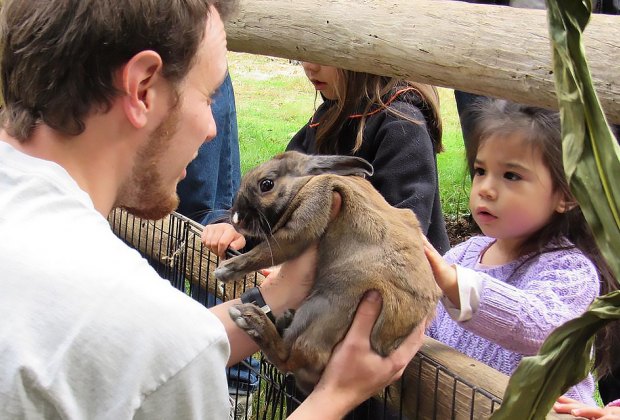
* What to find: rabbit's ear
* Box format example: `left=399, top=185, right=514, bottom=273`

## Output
left=303, top=154, right=374, bottom=177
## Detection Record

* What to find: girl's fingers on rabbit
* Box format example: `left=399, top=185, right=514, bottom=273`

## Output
left=423, top=239, right=447, bottom=275
left=423, top=244, right=458, bottom=302
left=421, top=235, right=435, bottom=252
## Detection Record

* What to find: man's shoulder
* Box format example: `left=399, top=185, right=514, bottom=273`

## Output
left=0, top=208, right=229, bottom=418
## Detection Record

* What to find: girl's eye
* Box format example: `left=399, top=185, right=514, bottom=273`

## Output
left=504, top=172, right=521, bottom=181
left=473, top=167, right=485, bottom=176
left=259, top=179, right=274, bottom=192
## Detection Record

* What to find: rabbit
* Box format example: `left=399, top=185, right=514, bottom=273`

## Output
left=215, top=150, right=441, bottom=394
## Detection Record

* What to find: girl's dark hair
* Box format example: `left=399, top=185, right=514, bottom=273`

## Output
left=464, top=98, right=619, bottom=378
left=313, top=70, right=443, bottom=155
left=0, top=0, right=237, bottom=141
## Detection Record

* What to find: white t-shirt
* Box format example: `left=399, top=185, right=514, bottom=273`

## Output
left=0, top=142, right=232, bottom=419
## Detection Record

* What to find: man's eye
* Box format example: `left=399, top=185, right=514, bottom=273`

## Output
left=259, top=179, right=274, bottom=192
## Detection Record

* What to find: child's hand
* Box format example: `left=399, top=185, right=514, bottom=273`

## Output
left=422, top=236, right=459, bottom=307
left=554, top=395, right=620, bottom=419
left=201, top=223, right=246, bottom=259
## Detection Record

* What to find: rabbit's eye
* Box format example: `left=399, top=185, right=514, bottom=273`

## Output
left=259, top=179, right=274, bottom=192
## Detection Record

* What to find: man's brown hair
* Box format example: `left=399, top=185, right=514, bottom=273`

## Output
left=0, top=0, right=237, bottom=141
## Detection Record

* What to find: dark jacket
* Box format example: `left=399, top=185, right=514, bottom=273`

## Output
left=286, top=89, right=450, bottom=255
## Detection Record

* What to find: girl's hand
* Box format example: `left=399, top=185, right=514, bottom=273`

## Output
left=201, top=222, right=246, bottom=259
left=422, top=236, right=459, bottom=307
left=295, top=291, right=427, bottom=419
left=553, top=396, right=620, bottom=419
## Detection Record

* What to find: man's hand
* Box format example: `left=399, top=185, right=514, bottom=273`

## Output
left=290, top=290, right=427, bottom=419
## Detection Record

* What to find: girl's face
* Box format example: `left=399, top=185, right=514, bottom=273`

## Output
left=301, top=62, right=341, bottom=100
left=469, top=133, right=568, bottom=247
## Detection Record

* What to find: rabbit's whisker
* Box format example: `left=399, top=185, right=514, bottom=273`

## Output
left=260, top=230, right=277, bottom=268
left=257, top=210, right=278, bottom=266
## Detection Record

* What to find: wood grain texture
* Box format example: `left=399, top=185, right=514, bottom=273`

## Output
left=226, top=0, right=620, bottom=123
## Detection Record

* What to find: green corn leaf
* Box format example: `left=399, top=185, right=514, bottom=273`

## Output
left=491, top=0, right=620, bottom=418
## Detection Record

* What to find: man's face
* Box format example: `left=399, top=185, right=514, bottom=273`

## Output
left=120, top=7, right=228, bottom=220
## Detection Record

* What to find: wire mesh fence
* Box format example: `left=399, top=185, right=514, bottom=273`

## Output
left=109, top=208, right=507, bottom=420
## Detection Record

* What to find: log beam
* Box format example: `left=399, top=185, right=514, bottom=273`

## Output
left=226, top=0, right=620, bottom=124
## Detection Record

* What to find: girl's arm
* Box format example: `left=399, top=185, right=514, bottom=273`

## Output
left=427, top=243, right=599, bottom=355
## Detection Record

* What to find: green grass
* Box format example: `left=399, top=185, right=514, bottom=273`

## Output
left=228, top=52, right=470, bottom=217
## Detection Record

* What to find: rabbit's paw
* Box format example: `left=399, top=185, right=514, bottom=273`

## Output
left=228, top=303, right=270, bottom=345
left=214, top=258, right=244, bottom=283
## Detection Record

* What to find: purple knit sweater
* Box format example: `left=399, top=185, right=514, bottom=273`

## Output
left=427, top=235, right=599, bottom=405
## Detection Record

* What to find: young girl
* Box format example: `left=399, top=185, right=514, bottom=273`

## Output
left=202, top=62, right=450, bottom=257
left=424, top=99, right=618, bottom=407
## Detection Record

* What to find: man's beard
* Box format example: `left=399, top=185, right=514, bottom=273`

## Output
left=116, top=106, right=181, bottom=220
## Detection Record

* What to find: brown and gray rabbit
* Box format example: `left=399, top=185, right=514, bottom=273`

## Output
left=215, top=150, right=440, bottom=394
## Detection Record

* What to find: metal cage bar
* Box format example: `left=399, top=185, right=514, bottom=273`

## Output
left=109, top=209, right=506, bottom=420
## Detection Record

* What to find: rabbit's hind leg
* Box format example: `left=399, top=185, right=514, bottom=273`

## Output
left=229, top=303, right=292, bottom=370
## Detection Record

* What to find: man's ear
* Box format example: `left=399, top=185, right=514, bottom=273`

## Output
left=119, top=51, right=164, bottom=129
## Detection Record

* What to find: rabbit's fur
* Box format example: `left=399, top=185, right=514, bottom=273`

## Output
left=215, top=151, right=440, bottom=394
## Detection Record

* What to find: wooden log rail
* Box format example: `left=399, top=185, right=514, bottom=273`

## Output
left=226, top=0, right=620, bottom=124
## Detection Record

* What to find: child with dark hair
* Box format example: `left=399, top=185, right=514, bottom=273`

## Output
left=424, top=99, right=618, bottom=407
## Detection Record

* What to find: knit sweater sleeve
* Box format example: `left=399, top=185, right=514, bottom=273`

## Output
left=459, top=250, right=600, bottom=355
left=367, top=103, right=439, bottom=234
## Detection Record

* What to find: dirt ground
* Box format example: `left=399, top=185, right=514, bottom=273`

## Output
left=445, top=215, right=480, bottom=247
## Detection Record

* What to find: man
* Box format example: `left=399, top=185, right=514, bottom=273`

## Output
left=0, top=1, right=425, bottom=418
